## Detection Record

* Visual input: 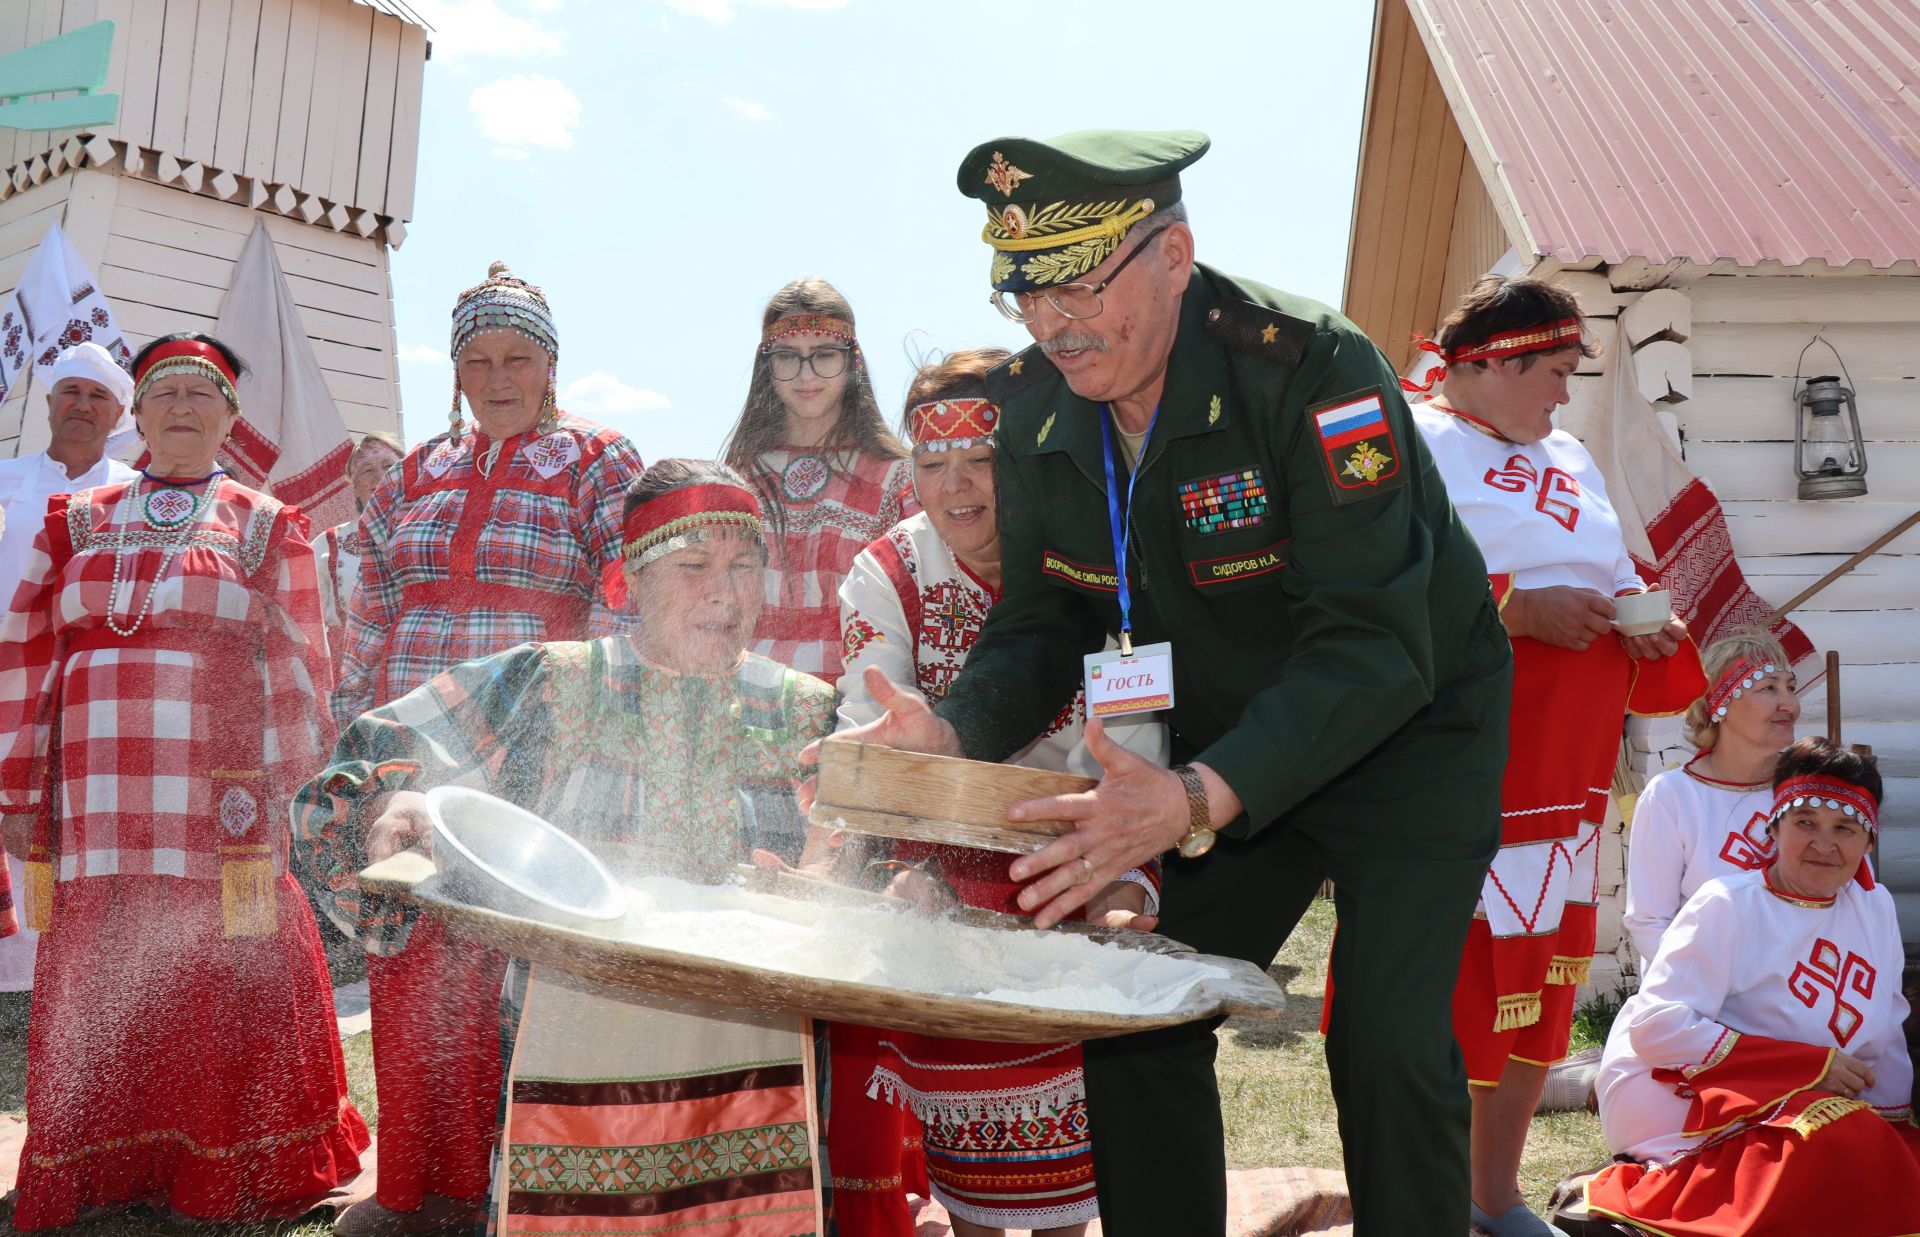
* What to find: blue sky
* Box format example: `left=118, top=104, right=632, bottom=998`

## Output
left=391, top=0, right=1376, bottom=457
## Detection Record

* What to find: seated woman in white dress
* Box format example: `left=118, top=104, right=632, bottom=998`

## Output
left=1590, top=738, right=1920, bottom=1237
left=1622, top=630, right=1799, bottom=964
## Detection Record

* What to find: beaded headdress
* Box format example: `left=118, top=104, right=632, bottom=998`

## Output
left=134, top=339, right=240, bottom=410
left=758, top=313, right=868, bottom=381
left=909, top=398, right=999, bottom=452
left=448, top=260, right=559, bottom=440
left=1769, top=774, right=1879, bottom=835
left=1401, top=317, right=1584, bottom=394
left=602, top=483, right=766, bottom=609
left=1706, top=658, right=1780, bottom=722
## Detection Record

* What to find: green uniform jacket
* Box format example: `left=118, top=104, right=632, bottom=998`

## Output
left=936, top=263, right=1512, bottom=836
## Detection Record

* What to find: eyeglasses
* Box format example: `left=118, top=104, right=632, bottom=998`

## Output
left=990, top=228, right=1166, bottom=324
left=766, top=346, right=851, bottom=381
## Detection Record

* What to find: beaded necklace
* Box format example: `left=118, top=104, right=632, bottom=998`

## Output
left=105, top=474, right=221, bottom=637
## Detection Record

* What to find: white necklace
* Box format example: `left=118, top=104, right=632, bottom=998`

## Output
left=105, top=475, right=218, bottom=637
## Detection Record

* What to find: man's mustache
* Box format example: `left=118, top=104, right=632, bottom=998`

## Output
left=1039, top=331, right=1110, bottom=356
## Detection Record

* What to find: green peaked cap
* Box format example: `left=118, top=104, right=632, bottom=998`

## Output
left=955, top=129, right=1210, bottom=292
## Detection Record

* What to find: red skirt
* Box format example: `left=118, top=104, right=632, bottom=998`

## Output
left=1588, top=1094, right=1920, bottom=1236
left=14, top=873, right=368, bottom=1229
left=365, top=910, right=509, bottom=1210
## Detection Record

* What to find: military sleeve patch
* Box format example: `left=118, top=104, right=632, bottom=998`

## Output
left=1310, top=389, right=1406, bottom=505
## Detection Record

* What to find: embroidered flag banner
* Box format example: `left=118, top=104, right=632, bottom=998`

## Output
left=1575, top=338, right=1816, bottom=681
left=213, top=220, right=355, bottom=531
left=0, top=219, right=135, bottom=441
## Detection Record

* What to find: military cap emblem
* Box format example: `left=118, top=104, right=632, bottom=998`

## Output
left=985, top=151, right=1033, bottom=197
left=957, top=130, right=1211, bottom=292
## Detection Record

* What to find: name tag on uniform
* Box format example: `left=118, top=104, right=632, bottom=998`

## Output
left=1083, top=643, right=1175, bottom=718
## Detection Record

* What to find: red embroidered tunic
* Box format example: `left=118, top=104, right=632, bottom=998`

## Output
left=749, top=447, right=916, bottom=683
left=333, top=413, right=644, bottom=726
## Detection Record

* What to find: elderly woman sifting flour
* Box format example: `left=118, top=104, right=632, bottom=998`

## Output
left=295, top=460, right=836, bottom=1236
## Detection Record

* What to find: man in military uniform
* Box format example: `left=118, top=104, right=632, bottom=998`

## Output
left=832, top=130, right=1511, bottom=1235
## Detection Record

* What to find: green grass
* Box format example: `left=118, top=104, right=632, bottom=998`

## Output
left=0, top=898, right=1613, bottom=1229
left=1570, top=983, right=1632, bottom=1053
left=1216, top=897, right=1611, bottom=1213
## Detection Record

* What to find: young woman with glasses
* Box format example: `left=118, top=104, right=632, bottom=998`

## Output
left=720, top=278, right=917, bottom=684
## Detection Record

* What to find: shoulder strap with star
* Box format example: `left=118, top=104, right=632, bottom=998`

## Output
left=1204, top=297, right=1315, bottom=369
left=984, top=344, right=1057, bottom=402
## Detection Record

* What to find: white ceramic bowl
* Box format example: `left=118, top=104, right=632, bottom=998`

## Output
left=1612, top=588, right=1674, bottom=638
left=424, top=786, right=627, bottom=926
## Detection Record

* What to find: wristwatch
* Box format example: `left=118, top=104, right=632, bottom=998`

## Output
left=1171, top=764, right=1216, bottom=857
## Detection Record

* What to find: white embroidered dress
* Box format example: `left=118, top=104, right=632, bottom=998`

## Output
left=1622, top=757, right=1775, bottom=965
left=1597, top=868, right=1912, bottom=1163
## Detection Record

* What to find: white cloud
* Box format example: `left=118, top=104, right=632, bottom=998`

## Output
left=469, top=75, right=581, bottom=157
left=561, top=372, right=672, bottom=415
left=397, top=342, right=445, bottom=366
left=410, top=0, right=566, bottom=59
left=723, top=96, right=772, bottom=121
left=660, top=0, right=847, bottom=23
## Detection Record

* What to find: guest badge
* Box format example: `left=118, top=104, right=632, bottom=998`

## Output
left=1083, top=642, right=1175, bottom=718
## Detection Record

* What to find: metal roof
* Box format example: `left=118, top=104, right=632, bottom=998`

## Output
left=1406, top=0, right=1920, bottom=269
left=351, top=0, right=431, bottom=30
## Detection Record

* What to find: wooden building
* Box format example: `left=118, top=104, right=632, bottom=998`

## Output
left=0, top=0, right=425, bottom=457
left=1346, top=0, right=1920, bottom=985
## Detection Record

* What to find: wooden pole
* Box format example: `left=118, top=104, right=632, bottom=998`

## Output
left=1826, top=651, right=1841, bottom=746
left=1762, top=509, right=1920, bottom=626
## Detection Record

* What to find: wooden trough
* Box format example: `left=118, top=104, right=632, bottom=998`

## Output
left=361, top=851, right=1285, bottom=1044
left=812, top=741, right=1093, bottom=854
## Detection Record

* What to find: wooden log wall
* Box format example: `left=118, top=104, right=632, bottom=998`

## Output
left=0, top=0, right=424, bottom=237
left=0, top=167, right=401, bottom=457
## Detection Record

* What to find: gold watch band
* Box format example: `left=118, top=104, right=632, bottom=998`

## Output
left=1172, top=764, right=1217, bottom=858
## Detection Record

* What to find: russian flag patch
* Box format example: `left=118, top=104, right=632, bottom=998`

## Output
left=1310, top=389, right=1404, bottom=504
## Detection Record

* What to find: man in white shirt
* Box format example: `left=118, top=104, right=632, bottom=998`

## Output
left=0, top=341, right=136, bottom=992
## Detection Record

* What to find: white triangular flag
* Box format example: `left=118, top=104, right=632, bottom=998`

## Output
left=213, top=220, right=355, bottom=530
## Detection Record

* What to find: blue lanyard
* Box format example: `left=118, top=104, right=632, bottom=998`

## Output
left=1097, top=404, right=1157, bottom=656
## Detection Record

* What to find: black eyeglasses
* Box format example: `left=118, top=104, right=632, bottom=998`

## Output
left=990, top=228, right=1166, bottom=324
left=766, top=346, right=851, bottom=381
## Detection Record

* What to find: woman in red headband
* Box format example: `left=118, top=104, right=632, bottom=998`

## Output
left=720, top=278, right=917, bottom=684
left=1591, top=738, right=1920, bottom=1236
left=1403, top=276, right=1705, bottom=1237
left=1624, top=630, right=1801, bottom=964
left=296, top=460, right=837, bottom=1237
left=827, top=349, right=1169, bottom=1237
left=0, top=332, right=367, bottom=1227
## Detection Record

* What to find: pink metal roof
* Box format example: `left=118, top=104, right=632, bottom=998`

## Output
left=1407, top=0, right=1920, bottom=268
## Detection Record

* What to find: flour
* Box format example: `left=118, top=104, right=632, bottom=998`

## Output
left=599, top=875, right=1224, bottom=1017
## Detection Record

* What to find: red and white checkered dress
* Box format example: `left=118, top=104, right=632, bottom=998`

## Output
left=324, top=412, right=643, bottom=1213
left=749, top=447, right=916, bottom=684
left=332, top=412, right=644, bottom=727
left=0, top=479, right=367, bottom=1227
left=0, top=481, right=332, bottom=880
